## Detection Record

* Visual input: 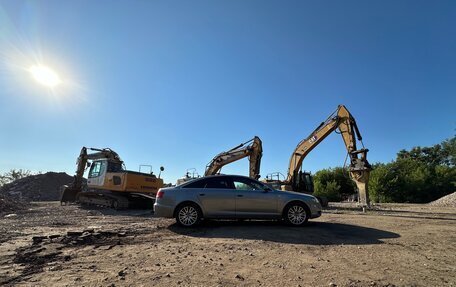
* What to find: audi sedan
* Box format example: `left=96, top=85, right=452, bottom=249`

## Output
left=154, top=175, right=322, bottom=227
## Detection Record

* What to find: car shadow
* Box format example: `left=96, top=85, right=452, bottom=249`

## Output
left=78, top=205, right=154, bottom=217
left=168, top=220, right=400, bottom=245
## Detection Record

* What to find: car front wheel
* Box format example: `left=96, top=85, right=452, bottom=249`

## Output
left=175, top=203, right=202, bottom=227
left=284, top=203, right=309, bottom=226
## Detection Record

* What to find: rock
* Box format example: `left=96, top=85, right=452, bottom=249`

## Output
left=118, top=270, right=126, bottom=277
left=67, top=231, right=83, bottom=237
left=329, top=282, right=337, bottom=287
left=49, top=265, right=63, bottom=271
left=235, top=274, right=245, bottom=281
left=4, top=213, right=17, bottom=218
left=32, top=236, right=47, bottom=244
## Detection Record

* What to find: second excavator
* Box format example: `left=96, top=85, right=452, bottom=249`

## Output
left=205, top=136, right=263, bottom=179
left=176, top=136, right=263, bottom=185
left=264, top=105, right=371, bottom=206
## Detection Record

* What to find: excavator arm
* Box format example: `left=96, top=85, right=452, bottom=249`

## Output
left=286, top=105, right=371, bottom=206
left=205, top=136, right=263, bottom=179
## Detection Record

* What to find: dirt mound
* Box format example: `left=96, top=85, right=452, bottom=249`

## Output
left=429, top=192, right=456, bottom=207
left=0, top=172, right=73, bottom=202
left=0, top=193, right=29, bottom=213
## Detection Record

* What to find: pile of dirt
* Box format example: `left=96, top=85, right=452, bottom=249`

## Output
left=0, top=193, right=29, bottom=213
left=428, top=192, right=456, bottom=207
left=0, top=172, right=73, bottom=202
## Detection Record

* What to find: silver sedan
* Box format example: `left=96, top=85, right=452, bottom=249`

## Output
left=154, top=175, right=322, bottom=227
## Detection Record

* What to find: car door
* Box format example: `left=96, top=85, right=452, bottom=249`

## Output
left=232, top=177, right=279, bottom=218
left=187, top=177, right=236, bottom=218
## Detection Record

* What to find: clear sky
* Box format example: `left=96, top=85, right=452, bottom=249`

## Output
left=0, top=0, right=455, bottom=184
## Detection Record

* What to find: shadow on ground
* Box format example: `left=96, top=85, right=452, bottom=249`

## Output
left=168, top=220, right=400, bottom=245
left=78, top=205, right=154, bottom=217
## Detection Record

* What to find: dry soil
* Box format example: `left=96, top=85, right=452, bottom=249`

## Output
left=0, top=202, right=455, bottom=287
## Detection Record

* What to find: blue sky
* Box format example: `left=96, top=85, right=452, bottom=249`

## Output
left=0, top=0, right=455, bottom=183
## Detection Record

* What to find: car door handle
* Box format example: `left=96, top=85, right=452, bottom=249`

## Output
left=237, top=194, right=243, bottom=197
left=199, top=193, right=205, bottom=196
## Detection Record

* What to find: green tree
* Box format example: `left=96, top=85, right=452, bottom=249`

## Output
left=313, top=167, right=356, bottom=201
left=368, top=136, right=456, bottom=203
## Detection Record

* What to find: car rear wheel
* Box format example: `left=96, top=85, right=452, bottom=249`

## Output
left=176, top=203, right=202, bottom=227
left=284, top=202, right=309, bottom=226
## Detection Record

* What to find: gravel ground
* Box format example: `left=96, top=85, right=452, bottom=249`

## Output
left=429, top=192, right=456, bottom=208
left=0, top=202, right=455, bottom=287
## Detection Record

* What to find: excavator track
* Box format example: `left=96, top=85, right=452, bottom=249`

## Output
left=76, top=190, right=154, bottom=210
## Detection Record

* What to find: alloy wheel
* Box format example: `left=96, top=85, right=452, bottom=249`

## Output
left=287, top=205, right=307, bottom=225
left=178, top=206, right=198, bottom=226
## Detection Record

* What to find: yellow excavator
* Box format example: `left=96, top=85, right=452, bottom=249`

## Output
left=176, top=136, right=263, bottom=185
left=205, top=136, right=263, bottom=179
left=264, top=105, right=371, bottom=206
left=60, top=147, right=164, bottom=209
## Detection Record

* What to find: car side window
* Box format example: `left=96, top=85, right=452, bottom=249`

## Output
left=204, top=178, right=231, bottom=189
left=233, top=178, right=264, bottom=191
left=184, top=177, right=231, bottom=189
left=184, top=179, right=208, bottom=188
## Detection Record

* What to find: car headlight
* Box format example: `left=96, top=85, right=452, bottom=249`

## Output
left=311, top=196, right=320, bottom=203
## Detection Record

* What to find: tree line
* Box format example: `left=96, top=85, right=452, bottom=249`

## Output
left=313, top=136, right=456, bottom=203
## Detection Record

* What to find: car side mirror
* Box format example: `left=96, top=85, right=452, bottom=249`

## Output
left=263, top=187, right=272, bottom=192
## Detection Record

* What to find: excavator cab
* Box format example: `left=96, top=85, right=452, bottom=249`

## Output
left=295, top=171, right=314, bottom=194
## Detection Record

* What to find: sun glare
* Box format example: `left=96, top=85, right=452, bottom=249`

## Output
left=29, top=65, right=61, bottom=88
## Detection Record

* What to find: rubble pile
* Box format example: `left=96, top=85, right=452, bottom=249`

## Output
left=429, top=192, right=456, bottom=207
left=0, top=193, right=29, bottom=213
left=0, top=172, right=73, bottom=202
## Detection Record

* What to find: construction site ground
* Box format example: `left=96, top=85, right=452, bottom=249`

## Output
left=0, top=202, right=455, bottom=287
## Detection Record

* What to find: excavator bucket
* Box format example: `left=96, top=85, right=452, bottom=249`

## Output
left=60, top=185, right=80, bottom=205
left=350, top=170, right=370, bottom=207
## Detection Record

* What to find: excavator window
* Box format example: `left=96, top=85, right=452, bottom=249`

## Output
left=107, top=162, right=123, bottom=172
left=88, top=161, right=106, bottom=178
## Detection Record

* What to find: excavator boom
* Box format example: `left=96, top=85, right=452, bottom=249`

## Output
left=205, top=136, right=263, bottom=179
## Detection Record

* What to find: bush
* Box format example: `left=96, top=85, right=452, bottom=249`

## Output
left=313, top=167, right=356, bottom=201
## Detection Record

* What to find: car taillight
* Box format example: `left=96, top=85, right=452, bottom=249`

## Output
left=156, top=190, right=164, bottom=199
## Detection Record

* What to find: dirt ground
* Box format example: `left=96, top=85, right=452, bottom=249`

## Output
left=0, top=202, right=455, bottom=287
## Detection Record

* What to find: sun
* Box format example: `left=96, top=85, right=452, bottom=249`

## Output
left=29, top=65, right=61, bottom=88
